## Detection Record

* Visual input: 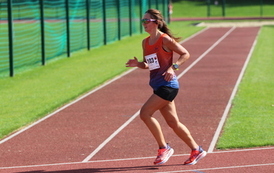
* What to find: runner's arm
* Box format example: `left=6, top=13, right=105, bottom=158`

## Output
left=163, top=36, right=190, bottom=67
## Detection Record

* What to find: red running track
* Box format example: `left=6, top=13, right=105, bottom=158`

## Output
left=0, top=27, right=273, bottom=173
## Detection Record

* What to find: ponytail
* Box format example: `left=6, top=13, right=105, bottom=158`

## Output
left=145, top=9, right=181, bottom=42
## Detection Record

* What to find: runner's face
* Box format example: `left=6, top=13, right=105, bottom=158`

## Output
left=142, top=13, right=157, bottom=33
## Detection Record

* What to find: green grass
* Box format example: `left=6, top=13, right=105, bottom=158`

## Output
left=217, top=26, right=274, bottom=149
left=0, top=21, right=204, bottom=139
left=171, top=0, right=274, bottom=18
left=172, top=1, right=208, bottom=18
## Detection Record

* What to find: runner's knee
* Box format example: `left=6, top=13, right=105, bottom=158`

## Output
left=166, top=120, right=180, bottom=129
left=139, top=107, right=153, bottom=122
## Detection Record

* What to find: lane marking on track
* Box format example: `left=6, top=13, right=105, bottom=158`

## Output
left=207, top=27, right=261, bottom=153
left=0, top=68, right=136, bottom=145
left=82, top=110, right=140, bottom=162
left=156, top=163, right=274, bottom=173
left=1, top=147, right=273, bottom=170
left=82, top=27, right=236, bottom=162
left=179, top=27, right=209, bottom=44
left=178, top=27, right=235, bottom=79
left=86, top=146, right=274, bottom=163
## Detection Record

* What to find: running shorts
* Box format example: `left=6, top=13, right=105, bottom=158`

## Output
left=153, top=86, right=179, bottom=102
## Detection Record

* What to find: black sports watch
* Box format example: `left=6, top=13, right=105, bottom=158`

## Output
left=173, top=63, right=179, bottom=70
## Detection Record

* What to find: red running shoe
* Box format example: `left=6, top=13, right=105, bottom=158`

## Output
left=184, top=146, right=207, bottom=165
left=154, top=144, right=174, bottom=165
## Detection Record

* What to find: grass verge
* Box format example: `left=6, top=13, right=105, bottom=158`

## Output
left=217, top=25, right=274, bottom=149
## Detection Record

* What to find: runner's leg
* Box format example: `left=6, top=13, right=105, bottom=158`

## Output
left=140, top=94, right=170, bottom=148
left=160, top=101, right=199, bottom=149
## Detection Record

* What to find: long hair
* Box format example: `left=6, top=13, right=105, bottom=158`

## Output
left=145, top=9, right=181, bottom=42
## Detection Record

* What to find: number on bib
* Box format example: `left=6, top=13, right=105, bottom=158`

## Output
left=145, top=53, right=160, bottom=70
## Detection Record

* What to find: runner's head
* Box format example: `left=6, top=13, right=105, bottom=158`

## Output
left=145, top=9, right=181, bottom=42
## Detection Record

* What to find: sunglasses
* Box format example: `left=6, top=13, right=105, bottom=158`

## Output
left=141, top=18, right=156, bottom=24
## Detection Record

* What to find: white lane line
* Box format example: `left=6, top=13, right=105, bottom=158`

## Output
left=207, top=27, right=261, bottom=153
left=156, top=163, right=274, bottom=173
left=0, top=68, right=136, bottom=145
left=82, top=27, right=236, bottom=162
left=179, top=27, right=209, bottom=44
left=87, top=146, right=274, bottom=163
left=82, top=110, right=140, bottom=162
left=2, top=147, right=273, bottom=170
left=178, top=27, right=235, bottom=79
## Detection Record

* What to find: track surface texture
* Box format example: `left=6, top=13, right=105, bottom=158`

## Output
left=1, top=27, right=273, bottom=173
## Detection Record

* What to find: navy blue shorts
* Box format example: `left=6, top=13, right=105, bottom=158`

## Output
left=153, top=86, right=179, bottom=102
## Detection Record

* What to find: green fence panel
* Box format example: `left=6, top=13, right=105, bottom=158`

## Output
left=262, top=0, right=274, bottom=17
left=44, top=0, right=67, bottom=61
left=208, top=0, right=224, bottom=17
left=132, top=0, right=141, bottom=34
left=225, top=0, right=274, bottom=17
left=171, top=0, right=273, bottom=18
left=171, top=0, right=207, bottom=18
left=0, top=0, right=169, bottom=77
left=120, top=0, right=130, bottom=38
left=0, top=1, right=9, bottom=76
left=89, top=1, right=104, bottom=48
left=69, top=0, right=87, bottom=52
left=105, top=0, right=118, bottom=44
left=13, top=1, right=41, bottom=71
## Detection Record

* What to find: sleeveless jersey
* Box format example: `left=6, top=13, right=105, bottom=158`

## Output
left=144, top=34, right=179, bottom=90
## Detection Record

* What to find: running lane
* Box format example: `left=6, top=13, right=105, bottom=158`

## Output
left=0, top=27, right=261, bottom=172
left=89, top=27, right=261, bottom=161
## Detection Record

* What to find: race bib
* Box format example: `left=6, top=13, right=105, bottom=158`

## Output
left=145, top=53, right=160, bottom=70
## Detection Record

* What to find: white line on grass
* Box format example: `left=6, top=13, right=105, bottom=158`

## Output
left=82, top=27, right=236, bottom=162
left=207, top=27, right=261, bottom=153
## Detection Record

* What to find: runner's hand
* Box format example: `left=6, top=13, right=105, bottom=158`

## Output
left=162, top=68, right=175, bottom=82
left=126, top=57, right=139, bottom=67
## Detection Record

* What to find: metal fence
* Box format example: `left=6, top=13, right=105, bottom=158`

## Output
left=170, top=0, right=273, bottom=18
left=0, top=0, right=169, bottom=77
left=206, top=0, right=274, bottom=17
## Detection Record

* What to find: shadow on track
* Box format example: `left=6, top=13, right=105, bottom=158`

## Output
left=17, top=164, right=183, bottom=173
